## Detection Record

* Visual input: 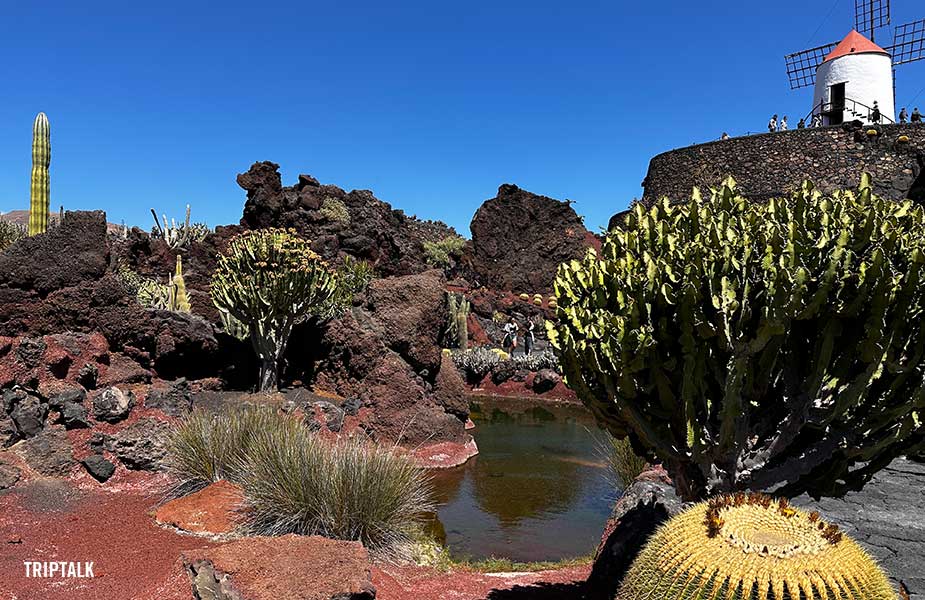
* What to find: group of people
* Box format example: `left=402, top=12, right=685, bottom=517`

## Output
left=899, top=107, right=923, bottom=124
left=501, top=317, right=536, bottom=356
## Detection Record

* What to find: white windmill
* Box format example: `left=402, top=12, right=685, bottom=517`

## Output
left=785, top=1, right=925, bottom=126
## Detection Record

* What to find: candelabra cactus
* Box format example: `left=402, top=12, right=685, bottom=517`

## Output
left=169, top=255, right=191, bottom=313
left=617, top=493, right=896, bottom=599
left=549, top=175, right=925, bottom=500
left=446, top=292, right=470, bottom=350
left=28, top=112, right=51, bottom=236
left=211, top=229, right=337, bottom=391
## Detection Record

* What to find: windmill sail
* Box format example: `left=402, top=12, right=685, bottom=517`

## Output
left=855, top=0, right=891, bottom=42
left=785, top=43, right=838, bottom=89
left=887, top=19, right=925, bottom=65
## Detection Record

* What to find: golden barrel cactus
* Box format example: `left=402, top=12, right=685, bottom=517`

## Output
left=617, top=493, right=896, bottom=600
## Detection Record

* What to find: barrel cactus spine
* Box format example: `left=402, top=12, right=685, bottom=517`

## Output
left=617, top=493, right=896, bottom=599
left=28, top=112, right=51, bottom=236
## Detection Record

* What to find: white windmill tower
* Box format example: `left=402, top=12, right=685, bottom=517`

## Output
left=785, top=1, right=925, bottom=126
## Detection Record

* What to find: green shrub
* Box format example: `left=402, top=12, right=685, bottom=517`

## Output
left=0, top=220, right=27, bottom=252
left=316, top=255, right=374, bottom=319
left=549, top=176, right=925, bottom=501
left=167, top=405, right=433, bottom=556
left=603, top=434, right=648, bottom=488
left=320, top=197, right=350, bottom=224
left=211, top=229, right=337, bottom=391
left=423, top=235, right=466, bottom=268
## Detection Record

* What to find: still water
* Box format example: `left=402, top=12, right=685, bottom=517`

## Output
left=429, top=396, right=618, bottom=563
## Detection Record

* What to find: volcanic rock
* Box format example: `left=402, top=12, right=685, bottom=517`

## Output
left=305, top=400, right=345, bottom=433
left=0, top=459, right=21, bottom=490
left=432, top=353, right=468, bottom=420
left=103, top=417, right=171, bottom=471
left=6, top=389, right=47, bottom=438
left=531, top=368, right=561, bottom=394
left=92, top=387, right=135, bottom=423
left=155, top=479, right=243, bottom=535
left=17, top=429, right=75, bottom=476
left=59, top=401, right=90, bottom=429
left=81, top=454, right=116, bottom=483
left=468, top=184, right=593, bottom=292
left=238, top=161, right=458, bottom=277
left=183, top=534, right=376, bottom=600
left=145, top=378, right=192, bottom=417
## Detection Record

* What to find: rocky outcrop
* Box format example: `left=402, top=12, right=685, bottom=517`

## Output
left=155, top=480, right=243, bottom=535
left=468, top=184, right=595, bottom=292
left=183, top=534, right=376, bottom=600
left=238, top=161, right=457, bottom=277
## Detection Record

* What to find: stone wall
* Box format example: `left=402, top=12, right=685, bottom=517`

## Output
left=638, top=122, right=925, bottom=210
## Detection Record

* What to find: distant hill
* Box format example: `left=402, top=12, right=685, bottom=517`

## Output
left=0, top=209, right=124, bottom=234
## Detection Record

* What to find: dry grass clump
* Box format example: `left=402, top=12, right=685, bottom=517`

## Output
left=167, top=405, right=434, bottom=556
left=603, top=433, right=648, bottom=489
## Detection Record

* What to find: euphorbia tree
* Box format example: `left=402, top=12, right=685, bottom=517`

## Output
left=211, top=228, right=337, bottom=391
left=548, top=175, right=925, bottom=501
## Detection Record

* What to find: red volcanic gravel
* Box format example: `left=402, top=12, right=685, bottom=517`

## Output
left=0, top=478, right=213, bottom=600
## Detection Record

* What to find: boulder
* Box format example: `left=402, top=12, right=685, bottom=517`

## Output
left=145, top=378, right=192, bottom=417
left=586, top=466, right=683, bottom=599
left=468, top=184, right=594, bottom=292
left=0, top=459, right=21, bottom=490
left=183, top=534, right=376, bottom=600
left=7, top=389, right=47, bottom=438
left=0, top=417, right=16, bottom=447
left=92, top=387, right=135, bottom=423
left=305, top=401, right=345, bottom=433
left=238, top=161, right=458, bottom=277
left=432, top=353, right=469, bottom=420
left=81, top=454, right=116, bottom=483
left=104, top=417, right=171, bottom=471
left=16, top=429, right=75, bottom=476
left=58, top=401, right=90, bottom=429
left=531, top=368, right=561, bottom=394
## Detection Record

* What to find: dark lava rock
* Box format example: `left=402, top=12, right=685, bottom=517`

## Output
left=59, top=401, right=90, bottom=429
left=92, top=387, right=135, bottom=423
left=104, top=417, right=171, bottom=471
left=531, top=368, right=561, bottom=393
left=81, top=454, right=116, bottom=483
left=0, top=460, right=21, bottom=490
left=237, top=161, right=458, bottom=277
left=76, top=362, right=99, bottom=389
left=0, top=417, right=16, bottom=447
left=432, top=353, right=468, bottom=420
left=47, top=385, right=86, bottom=410
left=342, top=397, right=361, bottom=417
left=587, top=467, right=683, bottom=600
left=491, top=360, right=518, bottom=385
left=468, top=184, right=594, bottom=292
left=8, top=390, right=47, bottom=438
left=15, top=337, right=46, bottom=369
left=145, top=378, right=192, bottom=417
left=0, top=211, right=109, bottom=296
left=305, top=401, right=345, bottom=433
left=17, top=429, right=75, bottom=476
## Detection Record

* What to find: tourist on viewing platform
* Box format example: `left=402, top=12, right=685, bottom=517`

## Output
left=721, top=132, right=730, bottom=140
left=779, top=116, right=788, bottom=131
left=502, top=318, right=519, bottom=355
left=913, top=108, right=922, bottom=123
left=768, top=114, right=777, bottom=132
left=900, top=107, right=908, bottom=124
left=811, top=114, right=823, bottom=128
left=797, top=118, right=806, bottom=129
left=871, top=101, right=881, bottom=124
left=523, top=320, right=536, bottom=356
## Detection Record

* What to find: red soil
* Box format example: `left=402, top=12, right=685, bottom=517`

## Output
left=472, top=378, right=578, bottom=404
left=410, top=436, right=479, bottom=469
left=155, top=479, right=243, bottom=535
left=373, top=564, right=591, bottom=600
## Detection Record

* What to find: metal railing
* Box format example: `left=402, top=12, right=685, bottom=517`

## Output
left=803, top=97, right=896, bottom=125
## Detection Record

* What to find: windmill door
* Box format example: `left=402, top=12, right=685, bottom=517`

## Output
left=828, top=83, right=846, bottom=125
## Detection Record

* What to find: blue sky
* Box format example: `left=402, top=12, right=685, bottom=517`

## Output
left=2, top=1, right=924, bottom=235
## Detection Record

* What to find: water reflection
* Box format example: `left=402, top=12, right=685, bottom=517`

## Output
left=429, top=397, right=617, bottom=562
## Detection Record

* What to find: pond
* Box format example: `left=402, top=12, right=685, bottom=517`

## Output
left=428, top=396, right=618, bottom=563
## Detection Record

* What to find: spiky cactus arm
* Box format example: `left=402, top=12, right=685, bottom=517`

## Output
left=28, top=113, right=50, bottom=236
left=171, top=255, right=191, bottom=313
left=548, top=175, right=925, bottom=501
left=211, top=229, right=337, bottom=391
left=617, top=494, right=897, bottom=599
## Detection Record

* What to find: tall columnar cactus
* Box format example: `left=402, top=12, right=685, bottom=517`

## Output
left=28, top=112, right=51, bottom=236
left=446, top=292, right=470, bottom=350
left=169, top=255, right=191, bottom=313
left=548, top=175, right=925, bottom=501
left=211, top=229, right=338, bottom=391
left=617, top=494, right=896, bottom=599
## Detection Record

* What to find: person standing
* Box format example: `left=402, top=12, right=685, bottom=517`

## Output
left=797, top=118, right=806, bottom=129
left=900, top=107, right=908, bottom=124
left=871, top=101, right=881, bottom=124
left=913, top=108, right=923, bottom=123
left=523, top=319, right=535, bottom=356
left=768, top=114, right=778, bottom=132
left=779, top=116, right=788, bottom=131
left=502, top=318, right=519, bottom=356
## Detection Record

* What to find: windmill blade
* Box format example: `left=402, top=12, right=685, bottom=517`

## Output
left=855, top=0, right=891, bottom=41
left=888, top=19, right=925, bottom=65
left=785, top=43, right=838, bottom=89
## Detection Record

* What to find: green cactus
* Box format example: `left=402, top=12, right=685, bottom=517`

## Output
left=28, top=113, right=51, bottom=236
left=169, top=255, right=191, bottom=313
left=617, top=493, right=896, bottom=599
left=548, top=175, right=925, bottom=501
left=211, top=229, right=337, bottom=391
left=446, top=292, right=470, bottom=350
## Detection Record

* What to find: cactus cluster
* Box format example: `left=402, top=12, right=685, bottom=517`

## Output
left=446, top=292, right=470, bottom=350
left=28, top=113, right=51, bottom=236
left=617, top=493, right=896, bottom=599
left=123, top=256, right=191, bottom=313
left=150, top=206, right=210, bottom=250
left=549, top=176, right=925, bottom=500
left=211, top=228, right=337, bottom=391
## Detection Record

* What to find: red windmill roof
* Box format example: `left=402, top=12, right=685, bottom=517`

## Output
left=824, top=30, right=890, bottom=63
